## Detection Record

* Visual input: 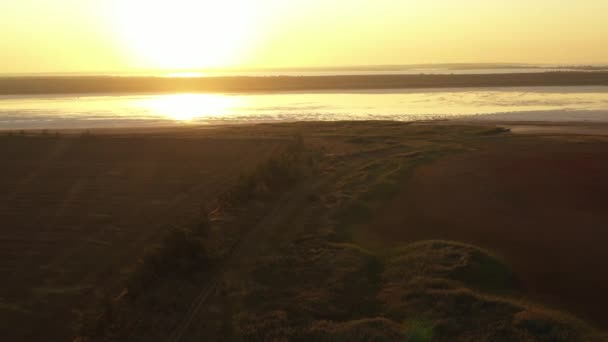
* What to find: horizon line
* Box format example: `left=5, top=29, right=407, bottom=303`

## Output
left=3, top=62, right=608, bottom=77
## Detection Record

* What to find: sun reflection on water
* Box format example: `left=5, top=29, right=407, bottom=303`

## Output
left=143, top=93, right=238, bottom=121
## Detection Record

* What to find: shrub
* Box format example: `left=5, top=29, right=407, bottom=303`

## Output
left=221, top=136, right=317, bottom=207
left=126, top=227, right=212, bottom=295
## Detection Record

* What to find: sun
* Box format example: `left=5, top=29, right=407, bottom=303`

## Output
left=113, top=0, right=256, bottom=70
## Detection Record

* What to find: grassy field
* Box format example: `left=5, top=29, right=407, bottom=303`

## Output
left=1, top=122, right=608, bottom=341
left=0, top=129, right=283, bottom=340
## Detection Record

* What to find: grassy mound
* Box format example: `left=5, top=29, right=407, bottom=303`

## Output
left=383, top=240, right=515, bottom=294
left=301, top=318, right=406, bottom=341
left=238, top=235, right=394, bottom=340
left=378, top=240, right=603, bottom=342
left=242, top=239, right=605, bottom=341
left=245, top=236, right=382, bottom=323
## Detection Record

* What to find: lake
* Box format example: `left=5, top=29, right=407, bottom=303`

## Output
left=2, top=86, right=608, bottom=129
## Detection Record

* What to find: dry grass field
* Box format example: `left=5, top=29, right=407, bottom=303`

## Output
left=1, top=122, right=608, bottom=341
left=0, top=130, right=283, bottom=340
left=361, top=135, right=608, bottom=327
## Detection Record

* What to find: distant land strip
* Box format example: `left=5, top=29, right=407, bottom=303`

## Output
left=1, top=72, right=608, bottom=95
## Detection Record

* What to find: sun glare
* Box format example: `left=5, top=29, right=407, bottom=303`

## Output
left=164, top=72, right=207, bottom=78
left=113, top=0, right=257, bottom=70
left=142, top=93, right=239, bottom=121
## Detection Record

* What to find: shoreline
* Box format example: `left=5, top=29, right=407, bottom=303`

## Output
left=2, top=72, right=608, bottom=95
left=5, top=120, right=608, bottom=137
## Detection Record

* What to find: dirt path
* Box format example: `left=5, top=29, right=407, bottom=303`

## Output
left=165, top=140, right=430, bottom=341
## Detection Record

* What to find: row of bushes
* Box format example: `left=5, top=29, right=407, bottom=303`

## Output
left=81, top=136, right=318, bottom=340
left=127, top=136, right=315, bottom=295
left=221, top=135, right=317, bottom=207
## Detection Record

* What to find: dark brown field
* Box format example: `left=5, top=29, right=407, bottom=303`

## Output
left=0, top=130, right=283, bottom=340
left=360, top=135, right=608, bottom=327
left=1, top=122, right=608, bottom=341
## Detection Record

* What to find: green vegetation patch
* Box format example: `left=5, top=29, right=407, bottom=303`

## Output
left=332, top=150, right=448, bottom=245
left=302, top=318, right=406, bottom=341
left=384, top=240, right=515, bottom=294
left=378, top=240, right=602, bottom=341
left=247, top=236, right=382, bottom=322
left=221, top=135, right=320, bottom=208
left=239, top=238, right=605, bottom=341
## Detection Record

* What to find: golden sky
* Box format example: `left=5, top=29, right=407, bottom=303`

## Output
left=2, top=0, right=608, bottom=73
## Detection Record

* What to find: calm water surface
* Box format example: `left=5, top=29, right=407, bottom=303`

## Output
left=2, top=86, right=608, bottom=129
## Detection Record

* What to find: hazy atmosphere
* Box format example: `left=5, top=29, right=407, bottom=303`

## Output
left=2, top=0, right=608, bottom=73
left=3, top=1, right=608, bottom=341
